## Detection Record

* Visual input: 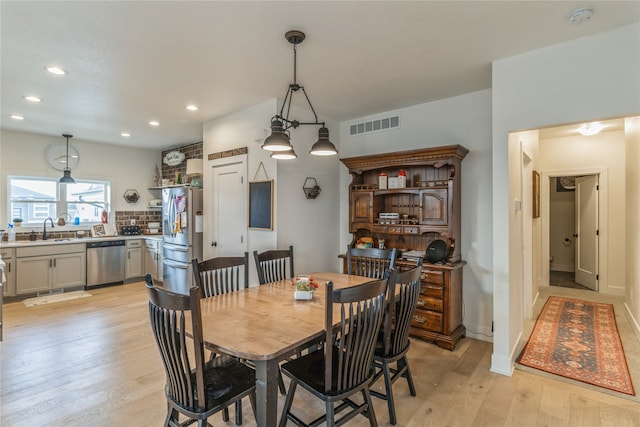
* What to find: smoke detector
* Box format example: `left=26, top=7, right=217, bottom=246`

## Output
left=568, top=8, right=593, bottom=24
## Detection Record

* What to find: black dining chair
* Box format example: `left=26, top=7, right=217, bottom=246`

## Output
left=192, top=254, right=250, bottom=425
left=346, top=245, right=397, bottom=279
left=192, top=253, right=249, bottom=298
left=279, top=278, right=388, bottom=427
left=370, top=262, right=423, bottom=425
left=146, top=274, right=256, bottom=427
left=253, top=245, right=294, bottom=285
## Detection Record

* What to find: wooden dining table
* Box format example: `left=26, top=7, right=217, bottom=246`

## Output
left=197, top=272, right=372, bottom=427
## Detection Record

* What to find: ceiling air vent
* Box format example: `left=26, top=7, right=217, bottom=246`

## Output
left=349, top=116, right=399, bottom=136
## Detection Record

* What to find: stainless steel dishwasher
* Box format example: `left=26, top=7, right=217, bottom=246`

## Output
left=86, top=240, right=125, bottom=288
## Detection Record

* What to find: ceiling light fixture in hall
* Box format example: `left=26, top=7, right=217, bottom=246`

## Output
left=578, top=122, right=603, bottom=136
left=59, top=134, right=75, bottom=184
left=262, top=30, right=338, bottom=158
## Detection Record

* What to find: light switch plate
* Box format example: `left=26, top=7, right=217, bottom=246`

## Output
left=130, top=219, right=136, bottom=225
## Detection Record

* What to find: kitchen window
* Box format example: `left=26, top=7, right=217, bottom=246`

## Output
left=8, top=176, right=111, bottom=226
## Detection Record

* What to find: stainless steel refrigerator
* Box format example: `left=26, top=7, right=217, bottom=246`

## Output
left=162, top=186, right=203, bottom=294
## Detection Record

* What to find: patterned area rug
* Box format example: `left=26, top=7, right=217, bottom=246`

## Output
left=517, top=296, right=635, bottom=396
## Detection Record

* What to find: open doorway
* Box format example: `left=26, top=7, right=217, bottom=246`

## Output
left=548, top=175, right=599, bottom=291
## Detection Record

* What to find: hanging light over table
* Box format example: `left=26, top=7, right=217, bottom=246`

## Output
left=59, top=134, right=75, bottom=183
left=262, top=30, right=338, bottom=158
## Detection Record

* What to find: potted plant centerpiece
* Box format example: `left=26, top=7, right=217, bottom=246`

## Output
left=291, top=276, right=319, bottom=300
left=13, top=218, right=23, bottom=227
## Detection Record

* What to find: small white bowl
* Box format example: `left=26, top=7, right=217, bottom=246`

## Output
left=149, top=228, right=159, bottom=234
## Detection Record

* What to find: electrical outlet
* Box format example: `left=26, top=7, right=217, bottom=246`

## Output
left=130, top=219, right=136, bottom=225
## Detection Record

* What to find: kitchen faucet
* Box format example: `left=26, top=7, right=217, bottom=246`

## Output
left=43, top=217, right=55, bottom=240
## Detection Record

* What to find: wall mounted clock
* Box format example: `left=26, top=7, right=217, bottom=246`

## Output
left=45, top=143, right=80, bottom=171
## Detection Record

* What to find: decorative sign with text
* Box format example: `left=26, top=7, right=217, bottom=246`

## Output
left=163, top=150, right=185, bottom=166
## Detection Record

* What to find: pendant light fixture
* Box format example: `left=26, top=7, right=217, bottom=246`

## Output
left=59, top=134, right=75, bottom=183
left=262, top=30, right=338, bottom=158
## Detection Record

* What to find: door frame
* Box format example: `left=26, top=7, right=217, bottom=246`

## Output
left=541, top=167, right=611, bottom=294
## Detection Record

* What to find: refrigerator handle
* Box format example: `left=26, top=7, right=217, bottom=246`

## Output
left=164, top=260, right=189, bottom=269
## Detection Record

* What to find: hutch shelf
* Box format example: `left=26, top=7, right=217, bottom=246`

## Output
left=341, top=145, right=468, bottom=350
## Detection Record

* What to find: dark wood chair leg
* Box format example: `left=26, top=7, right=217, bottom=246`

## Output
left=279, top=381, right=297, bottom=427
left=382, top=363, right=397, bottom=425
left=363, top=389, right=379, bottom=427
left=400, top=356, right=416, bottom=396
left=235, top=400, right=242, bottom=426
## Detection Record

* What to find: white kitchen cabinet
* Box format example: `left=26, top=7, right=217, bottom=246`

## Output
left=144, top=238, right=163, bottom=282
left=16, top=244, right=86, bottom=295
left=1, top=248, right=16, bottom=297
left=125, top=239, right=144, bottom=279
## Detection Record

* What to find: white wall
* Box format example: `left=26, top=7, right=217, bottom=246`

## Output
left=625, top=117, right=640, bottom=339
left=0, top=128, right=160, bottom=228
left=202, top=99, right=341, bottom=284
left=339, top=89, right=494, bottom=341
left=492, top=23, right=640, bottom=375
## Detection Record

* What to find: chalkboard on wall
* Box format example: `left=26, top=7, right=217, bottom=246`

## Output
left=249, top=180, right=273, bottom=230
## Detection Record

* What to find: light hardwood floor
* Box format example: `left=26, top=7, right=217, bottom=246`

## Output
left=1, top=282, right=639, bottom=427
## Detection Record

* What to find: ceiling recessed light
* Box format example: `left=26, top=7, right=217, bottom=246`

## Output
left=186, top=105, right=198, bottom=111
left=10, top=114, right=25, bottom=120
left=24, top=95, right=41, bottom=103
left=46, top=66, right=67, bottom=75
left=568, top=8, right=593, bottom=24
left=149, top=121, right=160, bottom=126
left=578, top=122, right=603, bottom=136
left=121, top=132, right=131, bottom=137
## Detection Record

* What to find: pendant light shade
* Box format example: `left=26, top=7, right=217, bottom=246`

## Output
left=262, top=30, right=338, bottom=159
left=262, top=119, right=293, bottom=151
left=271, top=146, right=297, bottom=160
left=59, top=134, right=75, bottom=183
left=310, top=127, right=338, bottom=156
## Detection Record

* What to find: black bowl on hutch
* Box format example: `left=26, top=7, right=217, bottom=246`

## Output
left=341, top=145, right=468, bottom=350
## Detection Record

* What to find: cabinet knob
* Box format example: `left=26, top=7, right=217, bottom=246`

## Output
left=211, top=241, right=217, bottom=247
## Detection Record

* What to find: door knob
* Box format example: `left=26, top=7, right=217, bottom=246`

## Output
left=211, top=241, right=217, bottom=247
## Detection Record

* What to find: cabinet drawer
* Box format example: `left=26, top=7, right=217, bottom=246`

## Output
left=420, top=283, right=443, bottom=299
left=421, top=269, right=444, bottom=285
left=412, top=309, right=443, bottom=333
left=126, top=240, right=142, bottom=248
left=372, top=225, right=386, bottom=234
left=416, top=297, right=442, bottom=312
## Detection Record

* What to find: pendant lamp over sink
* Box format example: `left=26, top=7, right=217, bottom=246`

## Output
left=59, top=134, right=75, bottom=183
left=262, top=30, right=338, bottom=158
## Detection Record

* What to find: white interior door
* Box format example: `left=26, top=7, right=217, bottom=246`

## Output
left=575, top=174, right=598, bottom=290
left=206, top=160, right=246, bottom=259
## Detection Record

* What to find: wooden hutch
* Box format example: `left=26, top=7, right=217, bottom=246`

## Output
left=340, top=145, right=468, bottom=350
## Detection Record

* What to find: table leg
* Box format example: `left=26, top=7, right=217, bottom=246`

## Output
left=254, top=359, right=280, bottom=426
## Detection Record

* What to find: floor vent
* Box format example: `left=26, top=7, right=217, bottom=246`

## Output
left=349, top=116, right=399, bottom=136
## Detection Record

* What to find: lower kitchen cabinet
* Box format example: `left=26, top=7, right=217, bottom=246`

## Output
left=1, top=248, right=15, bottom=297
left=16, top=244, right=86, bottom=295
left=125, top=239, right=144, bottom=279
left=144, top=238, right=162, bottom=282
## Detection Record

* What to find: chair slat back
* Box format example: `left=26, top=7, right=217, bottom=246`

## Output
left=347, top=246, right=397, bottom=279
left=253, top=246, right=294, bottom=284
left=324, top=279, right=387, bottom=393
left=384, top=262, right=423, bottom=356
left=146, top=274, right=207, bottom=412
left=192, top=253, right=249, bottom=298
